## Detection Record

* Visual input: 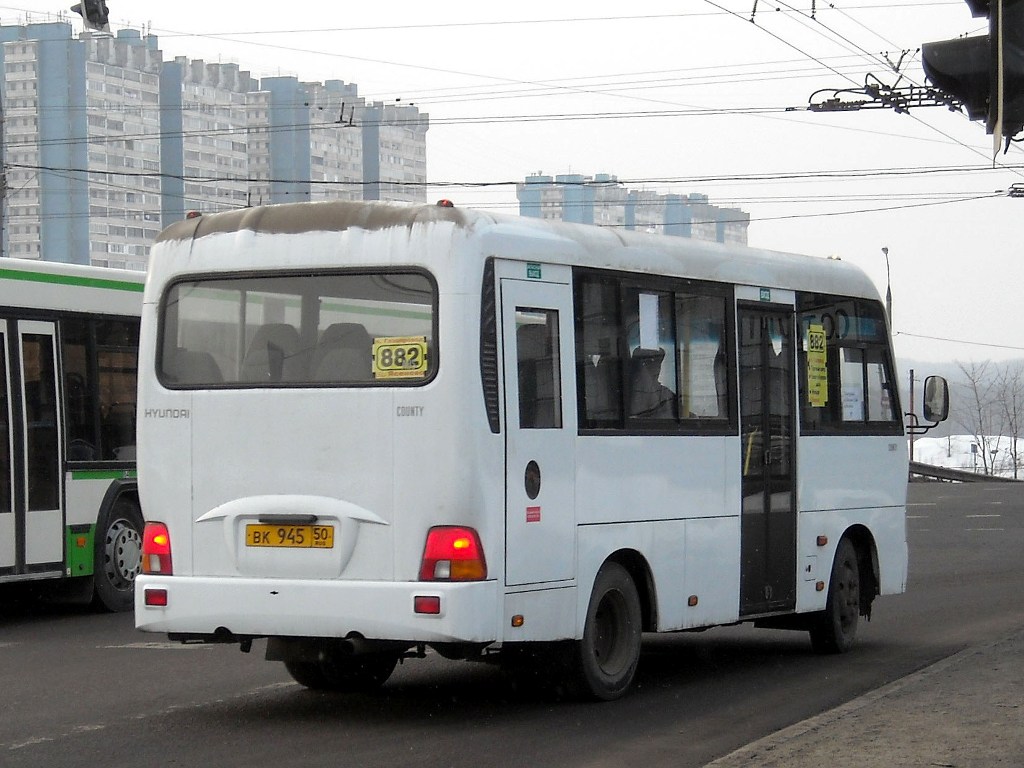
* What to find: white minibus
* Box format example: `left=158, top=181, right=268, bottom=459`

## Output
left=135, top=200, right=946, bottom=699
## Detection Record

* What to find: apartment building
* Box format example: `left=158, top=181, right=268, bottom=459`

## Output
left=517, top=172, right=750, bottom=246
left=0, top=23, right=162, bottom=270
left=0, top=21, right=429, bottom=269
left=358, top=102, right=429, bottom=204
left=250, top=76, right=368, bottom=206
left=160, top=57, right=254, bottom=223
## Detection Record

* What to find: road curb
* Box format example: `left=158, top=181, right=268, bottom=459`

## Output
left=704, top=629, right=1024, bottom=767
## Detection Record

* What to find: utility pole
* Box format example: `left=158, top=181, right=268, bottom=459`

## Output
left=909, top=368, right=916, bottom=462
left=881, top=246, right=892, bottom=324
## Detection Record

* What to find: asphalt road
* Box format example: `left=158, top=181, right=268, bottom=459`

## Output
left=2, top=482, right=1022, bottom=768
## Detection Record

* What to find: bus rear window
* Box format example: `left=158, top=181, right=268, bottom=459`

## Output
left=158, top=271, right=436, bottom=388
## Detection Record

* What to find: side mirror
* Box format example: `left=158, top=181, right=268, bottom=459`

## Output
left=922, top=376, right=949, bottom=423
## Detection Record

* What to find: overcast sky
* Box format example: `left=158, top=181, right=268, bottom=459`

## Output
left=8, top=0, right=1023, bottom=367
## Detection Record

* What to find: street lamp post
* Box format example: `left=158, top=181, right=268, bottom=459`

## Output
left=881, top=246, right=892, bottom=323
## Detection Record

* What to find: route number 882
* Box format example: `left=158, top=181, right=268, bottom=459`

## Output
left=372, top=336, right=429, bottom=379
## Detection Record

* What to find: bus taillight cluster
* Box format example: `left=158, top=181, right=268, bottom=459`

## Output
left=142, top=522, right=173, bottom=576
left=419, top=526, right=487, bottom=581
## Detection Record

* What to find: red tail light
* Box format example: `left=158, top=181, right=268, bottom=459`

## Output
left=142, top=522, right=173, bottom=575
left=419, top=526, right=487, bottom=581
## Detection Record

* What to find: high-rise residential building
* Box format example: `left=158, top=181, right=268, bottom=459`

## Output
left=0, top=23, right=163, bottom=270
left=305, top=80, right=365, bottom=204
left=160, top=57, right=255, bottom=223
left=358, top=103, right=429, bottom=204
left=517, top=173, right=598, bottom=224
left=517, top=172, right=750, bottom=246
left=0, top=22, right=430, bottom=269
left=251, top=76, right=368, bottom=206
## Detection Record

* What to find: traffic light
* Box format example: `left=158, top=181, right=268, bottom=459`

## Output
left=997, top=0, right=1024, bottom=139
left=922, top=0, right=1024, bottom=146
left=70, top=0, right=110, bottom=33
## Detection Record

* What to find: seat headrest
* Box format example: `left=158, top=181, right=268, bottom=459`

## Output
left=319, top=323, right=371, bottom=348
left=632, top=347, right=665, bottom=364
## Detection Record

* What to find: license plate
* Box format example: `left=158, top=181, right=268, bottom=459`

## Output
left=245, top=524, right=334, bottom=549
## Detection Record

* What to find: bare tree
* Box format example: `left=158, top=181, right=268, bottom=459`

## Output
left=996, top=362, right=1024, bottom=479
left=953, top=360, right=1004, bottom=475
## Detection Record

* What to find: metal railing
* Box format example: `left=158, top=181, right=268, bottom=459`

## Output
left=909, top=461, right=1019, bottom=483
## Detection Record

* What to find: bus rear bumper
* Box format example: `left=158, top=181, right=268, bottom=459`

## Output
left=134, top=575, right=499, bottom=644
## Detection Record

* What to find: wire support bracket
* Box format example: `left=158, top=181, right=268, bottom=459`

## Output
left=801, top=82, right=961, bottom=114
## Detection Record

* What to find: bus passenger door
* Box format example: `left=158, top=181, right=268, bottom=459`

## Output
left=18, top=321, right=64, bottom=571
left=738, top=306, right=796, bottom=615
left=500, top=278, right=576, bottom=586
left=0, top=323, right=13, bottom=575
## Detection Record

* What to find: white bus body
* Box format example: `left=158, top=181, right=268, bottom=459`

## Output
left=135, top=201, right=913, bottom=698
left=0, top=259, right=144, bottom=610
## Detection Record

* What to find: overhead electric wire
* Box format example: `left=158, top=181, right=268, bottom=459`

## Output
left=895, top=332, right=1024, bottom=352
left=455, top=190, right=991, bottom=207
left=6, top=158, right=1011, bottom=231
left=825, top=2, right=906, bottom=52
left=2, top=103, right=1013, bottom=155
left=343, top=52, right=887, bottom=107
left=775, top=0, right=1018, bottom=169
left=3, top=189, right=1002, bottom=228
left=703, top=0, right=861, bottom=88
left=3, top=3, right=1019, bottom=231
left=61, top=3, right=961, bottom=39
left=75, top=4, right=970, bottom=119
left=4, top=185, right=982, bottom=224
left=708, top=0, right=1024, bottom=177
left=0, top=54, right=875, bottom=116
left=0, top=103, right=914, bottom=153
left=8, top=160, right=1024, bottom=187
left=6, top=5, right=1007, bottom=165
left=776, top=0, right=901, bottom=72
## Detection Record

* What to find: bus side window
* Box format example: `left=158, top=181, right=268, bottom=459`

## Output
left=575, top=276, right=623, bottom=427
left=628, top=347, right=675, bottom=418
left=575, top=273, right=731, bottom=429
left=839, top=347, right=866, bottom=422
left=0, top=342, right=10, bottom=513
left=675, top=294, right=729, bottom=422
left=517, top=313, right=562, bottom=429
left=22, top=334, right=59, bottom=511
left=865, top=347, right=897, bottom=422
left=93, top=320, right=140, bottom=460
left=583, top=351, right=620, bottom=422
left=624, top=289, right=677, bottom=422
left=797, top=295, right=899, bottom=433
left=61, top=317, right=98, bottom=460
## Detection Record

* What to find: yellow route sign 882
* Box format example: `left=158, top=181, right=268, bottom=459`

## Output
left=372, top=335, right=429, bottom=379
left=806, top=324, right=828, bottom=407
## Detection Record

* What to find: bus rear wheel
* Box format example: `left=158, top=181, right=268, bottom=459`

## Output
left=569, top=562, right=642, bottom=701
left=285, top=651, right=398, bottom=692
left=93, top=497, right=144, bottom=612
left=809, top=537, right=860, bottom=654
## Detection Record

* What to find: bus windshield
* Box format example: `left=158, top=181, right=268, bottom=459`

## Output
left=158, top=270, right=436, bottom=387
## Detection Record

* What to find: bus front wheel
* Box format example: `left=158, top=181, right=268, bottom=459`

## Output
left=93, top=497, right=144, bottom=612
left=570, top=561, right=642, bottom=701
left=809, top=537, right=860, bottom=654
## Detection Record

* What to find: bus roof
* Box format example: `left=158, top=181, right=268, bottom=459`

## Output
left=0, top=258, right=144, bottom=316
left=154, top=201, right=881, bottom=304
